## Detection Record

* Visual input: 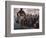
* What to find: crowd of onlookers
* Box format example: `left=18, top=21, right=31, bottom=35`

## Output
left=20, top=14, right=39, bottom=29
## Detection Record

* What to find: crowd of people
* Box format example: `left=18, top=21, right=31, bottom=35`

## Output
left=21, top=14, right=39, bottom=29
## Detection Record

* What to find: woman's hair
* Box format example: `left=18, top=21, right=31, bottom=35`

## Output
left=17, top=8, right=26, bottom=16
